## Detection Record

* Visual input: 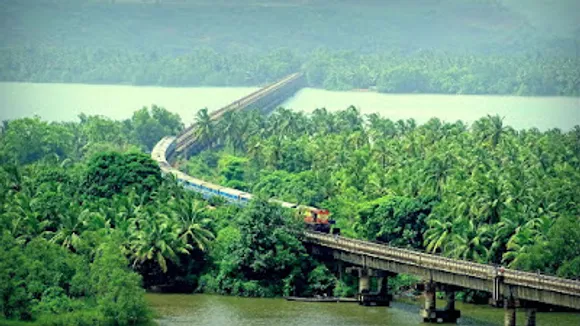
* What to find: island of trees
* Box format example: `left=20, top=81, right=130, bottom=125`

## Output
left=1, top=106, right=579, bottom=324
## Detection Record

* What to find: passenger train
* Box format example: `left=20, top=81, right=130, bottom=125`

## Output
left=151, top=136, right=339, bottom=234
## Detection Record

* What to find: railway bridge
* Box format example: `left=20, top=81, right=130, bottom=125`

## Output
left=154, top=73, right=580, bottom=325
left=173, top=72, right=304, bottom=156
left=304, top=231, right=580, bottom=325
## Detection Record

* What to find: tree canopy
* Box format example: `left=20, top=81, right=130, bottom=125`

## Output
left=186, top=107, right=580, bottom=278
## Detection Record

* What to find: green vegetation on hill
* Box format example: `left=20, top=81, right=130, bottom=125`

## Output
left=2, top=0, right=562, bottom=54
left=0, top=0, right=579, bottom=96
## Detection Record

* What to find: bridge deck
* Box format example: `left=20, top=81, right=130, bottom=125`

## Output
left=304, top=231, right=580, bottom=309
left=174, top=73, right=303, bottom=154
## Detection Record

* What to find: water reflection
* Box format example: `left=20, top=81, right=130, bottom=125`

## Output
left=146, top=294, right=580, bottom=326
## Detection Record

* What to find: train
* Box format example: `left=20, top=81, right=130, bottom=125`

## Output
left=151, top=135, right=340, bottom=235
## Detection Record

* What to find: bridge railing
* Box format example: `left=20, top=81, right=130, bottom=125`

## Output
left=178, top=73, right=299, bottom=137
left=175, top=73, right=303, bottom=152
left=304, top=231, right=580, bottom=296
left=503, top=269, right=580, bottom=296
left=216, top=73, right=301, bottom=115
left=304, top=232, right=491, bottom=278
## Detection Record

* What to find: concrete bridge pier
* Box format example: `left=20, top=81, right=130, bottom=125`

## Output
left=421, top=281, right=438, bottom=322
left=336, top=260, right=344, bottom=282
left=504, top=295, right=517, bottom=326
left=522, top=301, right=537, bottom=326
left=347, top=267, right=392, bottom=306
left=420, top=282, right=461, bottom=323
left=358, top=268, right=371, bottom=294
left=442, top=286, right=461, bottom=323
left=525, top=307, right=537, bottom=326
left=372, top=271, right=394, bottom=307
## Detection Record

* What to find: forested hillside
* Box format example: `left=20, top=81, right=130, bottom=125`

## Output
left=0, top=0, right=578, bottom=95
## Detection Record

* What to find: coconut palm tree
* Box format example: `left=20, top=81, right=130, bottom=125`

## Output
left=194, top=108, right=214, bottom=150
left=130, top=209, right=191, bottom=273
left=217, top=110, right=241, bottom=153
left=424, top=217, right=454, bottom=253
left=446, top=218, right=492, bottom=263
left=3, top=191, right=50, bottom=243
left=172, top=200, right=214, bottom=252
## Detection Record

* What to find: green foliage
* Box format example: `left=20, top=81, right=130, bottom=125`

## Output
left=0, top=116, right=219, bottom=321
left=90, top=242, right=151, bottom=325
left=510, top=215, right=580, bottom=278
left=229, top=199, right=306, bottom=289
left=0, top=106, right=182, bottom=165
left=306, top=264, right=336, bottom=296
left=0, top=117, right=74, bottom=165
left=0, top=232, right=150, bottom=324
left=332, top=280, right=356, bottom=298
left=36, top=310, right=106, bottom=326
left=83, top=151, right=162, bottom=198
left=1, top=1, right=579, bottom=95
left=0, top=233, right=35, bottom=320
left=130, top=106, right=183, bottom=151
left=192, top=107, right=580, bottom=278
left=355, top=196, right=434, bottom=248
left=218, top=155, right=248, bottom=190
left=389, top=274, right=421, bottom=294
left=200, top=198, right=337, bottom=297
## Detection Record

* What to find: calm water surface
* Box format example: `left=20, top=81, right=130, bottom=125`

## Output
left=0, top=82, right=259, bottom=123
left=146, top=294, right=580, bottom=326
left=1, top=82, right=579, bottom=130
left=284, top=88, right=580, bottom=131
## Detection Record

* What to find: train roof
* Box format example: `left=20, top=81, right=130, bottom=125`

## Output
left=224, top=187, right=246, bottom=196
left=179, top=173, right=209, bottom=186
left=199, top=181, right=223, bottom=191
left=239, top=192, right=253, bottom=199
left=280, top=202, right=297, bottom=208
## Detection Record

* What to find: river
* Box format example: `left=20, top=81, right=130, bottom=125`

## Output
left=146, top=294, right=579, bottom=326
left=1, top=82, right=579, bottom=130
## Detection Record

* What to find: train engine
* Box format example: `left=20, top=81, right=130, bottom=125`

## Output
left=302, top=206, right=340, bottom=235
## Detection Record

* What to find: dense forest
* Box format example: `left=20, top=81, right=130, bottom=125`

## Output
left=0, top=108, right=347, bottom=325
left=1, top=105, right=579, bottom=324
left=1, top=0, right=579, bottom=96
left=2, top=47, right=579, bottom=96
left=183, top=107, right=580, bottom=277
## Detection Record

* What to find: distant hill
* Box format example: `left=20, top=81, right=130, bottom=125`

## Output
left=501, top=0, right=580, bottom=36
left=0, top=0, right=576, bottom=55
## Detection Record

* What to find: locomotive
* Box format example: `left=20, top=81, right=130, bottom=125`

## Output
left=151, top=136, right=340, bottom=235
